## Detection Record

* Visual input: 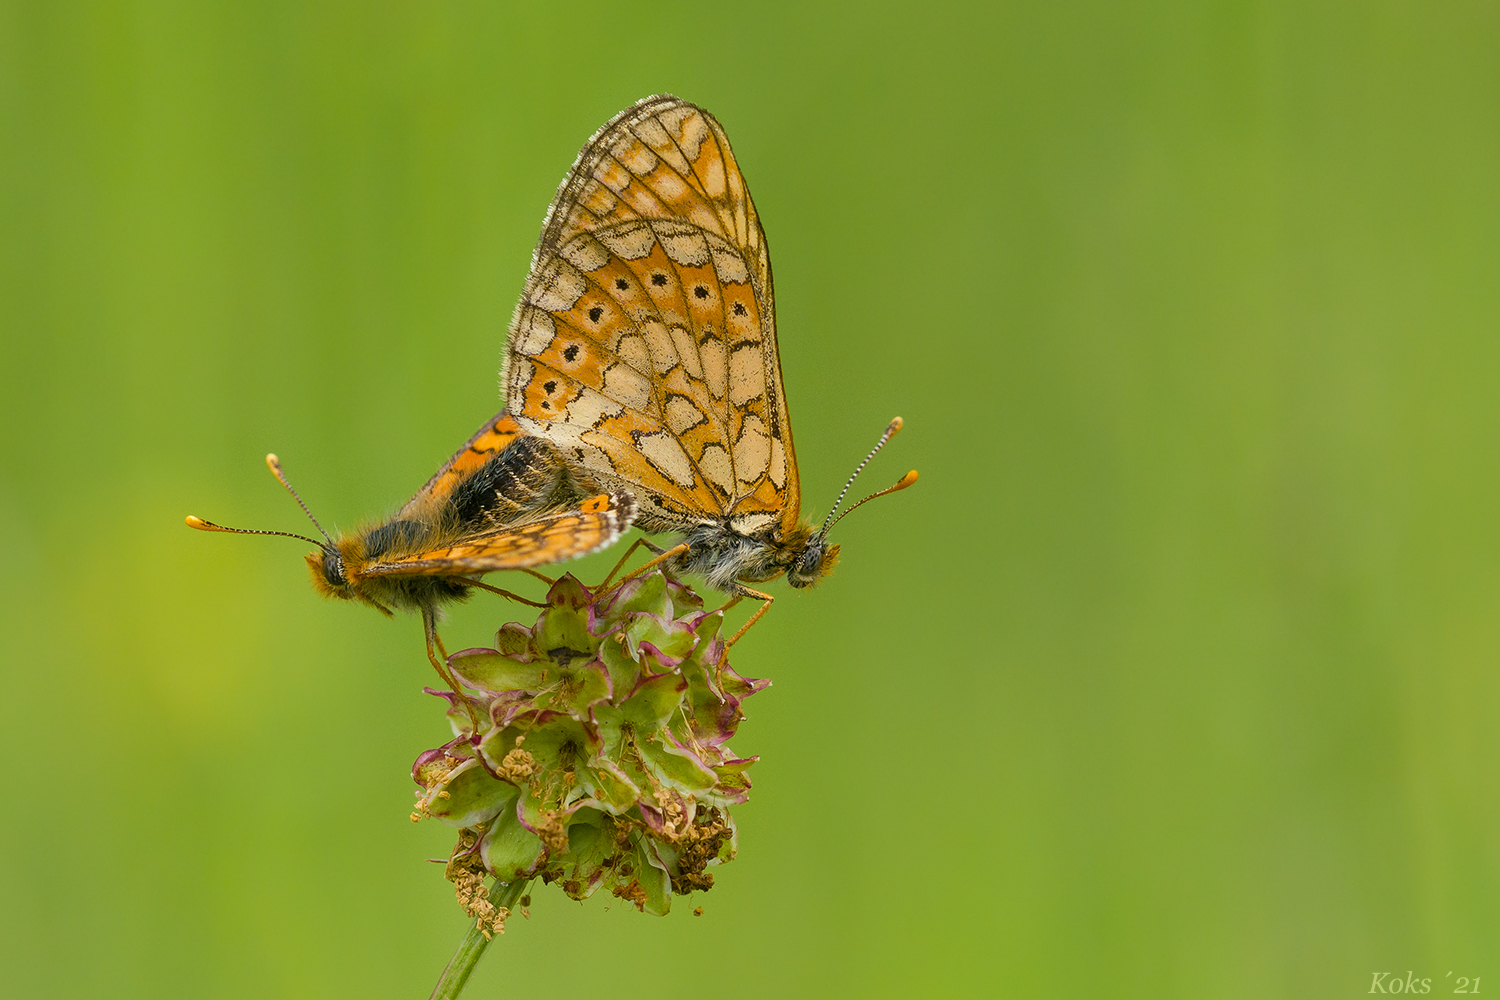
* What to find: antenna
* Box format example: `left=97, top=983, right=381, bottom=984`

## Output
left=824, top=469, right=918, bottom=534
left=817, top=417, right=915, bottom=540
left=264, top=454, right=333, bottom=544
left=183, top=516, right=325, bottom=548
left=183, top=453, right=333, bottom=549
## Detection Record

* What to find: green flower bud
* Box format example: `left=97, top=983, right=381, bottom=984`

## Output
left=414, top=572, right=767, bottom=918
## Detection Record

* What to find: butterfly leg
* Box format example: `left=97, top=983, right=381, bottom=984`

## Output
left=467, top=578, right=548, bottom=608
left=611, top=542, right=691, bottom=590
left=597, top=537, right=659, bottom=590
left=423, top=608, right=482, bottom=737
left=517, top=567, right=557, bottom=586
left=723, top=586, right=775, bottom=648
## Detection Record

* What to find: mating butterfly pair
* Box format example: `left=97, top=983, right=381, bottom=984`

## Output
left=188, top=96, right=915, bottom=713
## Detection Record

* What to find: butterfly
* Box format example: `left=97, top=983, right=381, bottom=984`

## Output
left=501, top=95, right=917, bottom=640
left=186, top=412, right=636, bottom=730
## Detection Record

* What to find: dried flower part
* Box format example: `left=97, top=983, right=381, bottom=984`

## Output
left=413, top=572, right=767, bottom=916
left=446, top=831, right=511, bottom=938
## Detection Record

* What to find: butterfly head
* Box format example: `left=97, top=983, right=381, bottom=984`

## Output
left=186, top=454, right=395, bottom=617
left=790, top=417, right=918, bottom=588
left=306, top=540, right=353, bottom=600
left=786, top=536, right=840, bottom=589
left=302, top=534, right=398, bottom=615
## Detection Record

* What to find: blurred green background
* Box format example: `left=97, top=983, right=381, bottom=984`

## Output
left=3, top=1, right=1498, bottom=996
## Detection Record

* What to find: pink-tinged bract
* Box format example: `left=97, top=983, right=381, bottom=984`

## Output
left=414, top=571, right=767, bottom=916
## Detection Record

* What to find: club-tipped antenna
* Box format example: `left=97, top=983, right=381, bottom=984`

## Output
left=183, top=515, right=326, bottom=548
left=816, top=416, right=917, bottom=540
left=825, top=469, right=918, bottom=535
left=183, top=454, right=334, bottom=549
left=263, top=453, right=333, bottom=545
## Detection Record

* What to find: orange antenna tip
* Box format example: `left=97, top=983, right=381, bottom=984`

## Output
left=816, top=419, right=912, bottom=539
left=182, top=513, right=324, bottom=546
left=260, top=453, right=334, bottom=544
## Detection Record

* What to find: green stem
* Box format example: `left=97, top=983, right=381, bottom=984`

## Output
left=428, top=879, right=530, bottom=1000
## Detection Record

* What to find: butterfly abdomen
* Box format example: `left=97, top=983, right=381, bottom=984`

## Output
left=310, top=432, right=612, bottom=615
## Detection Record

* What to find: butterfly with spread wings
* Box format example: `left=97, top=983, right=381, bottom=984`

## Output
left=186, top=413, right=634, bottom=729
left=503, top=95, right=917, bottom=640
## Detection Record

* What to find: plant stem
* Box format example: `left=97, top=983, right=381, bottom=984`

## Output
left=428, top=879, right=530, bottom=1000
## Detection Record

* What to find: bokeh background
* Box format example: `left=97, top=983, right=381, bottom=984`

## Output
left=3, top=2, right=1498, bottom=996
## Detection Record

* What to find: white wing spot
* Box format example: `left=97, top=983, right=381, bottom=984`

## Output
left=666, top=395, right=706, bottom=434
left=733, top=415, right=770, bottom=484
left=670, top=325, right=702, bottom=379
left=655, top=223, right=710, bottom=267
left=512, top=308, right=555, bottom=356
left=699, top=443, right=734, bottom=495
left=769, top=436, right=787, bottom=488
left=596, top=156, right=633, bottom=195
left=602, top=362, right=653, bottom=411
left=615, top=138, right=659, bottom=177
left=598, top=222, right=657, bottom=260
left=642, top=320, right=680, bottom=373
left=561, top=234, right=609, bottom=272
left=700, top=337, right=727, bottom=399
left=636, top=431, right=696, bottom=487
left=631, top=117, right=690, bottom=176
left=614, top=333, right=652, bottom=372
left=709, top=241, right=750, bottom=285
left=728, top=344, right=765, bottom=406
left=729, top=512, right=778, bottom=534
left=529, top=259, right=588, bottom=312
left=507, top=358, right=536, bottom=405
left=565, top=387, right=625, bottom=429
left=663, top=107, right=709, bottom=162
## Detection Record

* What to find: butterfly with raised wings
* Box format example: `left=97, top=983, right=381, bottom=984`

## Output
left=502, top=95, right=917, bottom=639
left=186, top=413, right=634, bottom=730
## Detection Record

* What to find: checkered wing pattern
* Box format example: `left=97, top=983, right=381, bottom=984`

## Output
left=364, top=492, right=635, bottom=576
left=504, top=96, right=799, bottom=538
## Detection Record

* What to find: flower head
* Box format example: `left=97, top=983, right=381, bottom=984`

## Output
left=414, top=571, right=767, bottom=917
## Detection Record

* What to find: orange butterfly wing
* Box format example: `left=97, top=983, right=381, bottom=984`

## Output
left=363, top=492, right=635, bottom=577
left=504, top=96, right=799, bottom=538
left=397, top=411, right=526, bottom=519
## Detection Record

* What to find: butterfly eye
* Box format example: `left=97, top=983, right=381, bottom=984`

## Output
left=787, top=542, right=825, bottom=589
left=322, top=550, right=347, bottom=587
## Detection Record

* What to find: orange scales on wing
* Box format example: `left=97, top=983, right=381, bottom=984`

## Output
left=503, top=96, right=914, bottom=641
